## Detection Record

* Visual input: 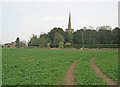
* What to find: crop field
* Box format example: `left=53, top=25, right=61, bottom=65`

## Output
left=2, top=48, right=118, bottom=85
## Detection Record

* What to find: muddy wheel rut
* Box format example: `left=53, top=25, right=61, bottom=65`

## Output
left=64, top=59, right=79, bottom=85
left=90, top=57, right=117, bottom=85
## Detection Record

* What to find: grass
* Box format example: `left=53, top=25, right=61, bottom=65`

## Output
left=2, top=48, right=118, bottom=85
left=2, top=48, right=80, bottom=85
left=75, top=50, right=107, bottom=85
left=94, top=50, right=118, bottom=84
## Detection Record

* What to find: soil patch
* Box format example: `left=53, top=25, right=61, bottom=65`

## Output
left=64, top=59, right=79, bottom=85
left=28, top=59, right=34, bottom=62
left=90, top=57, right=117, bottom=85
left=21, top=56, right=33, bottom=59
left=21, top=56, right=27, bottom=59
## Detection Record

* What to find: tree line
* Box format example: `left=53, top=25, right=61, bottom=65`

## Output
left=27, top=26, right=120, bottom=48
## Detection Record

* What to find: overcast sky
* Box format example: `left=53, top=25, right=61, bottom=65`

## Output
left=0, top=0, right=119, bottom=44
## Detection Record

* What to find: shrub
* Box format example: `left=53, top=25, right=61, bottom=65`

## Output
left=58, top=42, right=64, bottom=48
left=64, top=44, right=119, bottom=49
left=47, top=43, right=50, bottom=48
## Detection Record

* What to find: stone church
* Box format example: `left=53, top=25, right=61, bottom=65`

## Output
left=66, top=12, right=74, bottom=33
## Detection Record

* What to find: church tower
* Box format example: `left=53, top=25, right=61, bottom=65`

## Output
left=66, top=12, right=74, bottom=33
left=68, top=12, right=71, bottom=33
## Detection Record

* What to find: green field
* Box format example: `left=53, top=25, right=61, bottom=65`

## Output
left=2, top=48, right=118, bottom=85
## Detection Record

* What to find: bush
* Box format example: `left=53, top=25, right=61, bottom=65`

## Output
left=47, top=43, right=50, bottom=48
left=64, top=44, right=119, bottom=49
left=58, top=42, right=64, bottom=48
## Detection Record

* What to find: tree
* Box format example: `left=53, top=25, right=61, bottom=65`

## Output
left=48, top=27, right=65, bottom=46
left=39, top=34, right=48, bottom=48
left=20, top=40, right=27, bottom=47
left=111, top=27, right=120, bottom=44
left=27, top=26, right=119, bottom=49
left=73, top=29, right=98, bottom=45
left=97, top=25, right=112, bottom=30
left=73, top=29, right=84, bottom=44
left=58, top=41, right=64, bottom=48
left=98, top=29, right=112, bottom=44
left=64, top=32, right=70, bottom=43
left=53, top=32, right=64, bottom=47
left=16, top=37, right=20, bottom=47
left=28, top=34, right=39, bottom=47
left=83, top=29, right=98, bottom=44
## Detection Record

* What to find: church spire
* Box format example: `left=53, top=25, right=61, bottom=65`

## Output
left=68, top=12, right=71, bottom=33
left=66, top=12, right=74, bottom=33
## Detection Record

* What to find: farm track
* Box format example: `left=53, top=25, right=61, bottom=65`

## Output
left=90, top=57, right=117, bottom=85
left=64, top=59, right=79, bottom=85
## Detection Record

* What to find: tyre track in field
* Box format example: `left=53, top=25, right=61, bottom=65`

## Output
left=90, top=57, right=117, bottom=85
left=64, top=59, right=79, bottom=85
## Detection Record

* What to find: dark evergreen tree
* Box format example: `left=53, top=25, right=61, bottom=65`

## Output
left=16, top=37, right=20, bottom=47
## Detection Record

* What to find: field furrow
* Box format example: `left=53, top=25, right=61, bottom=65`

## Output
left=2, top=48, right=118, bottom=85
left=91, top=57, right=117, bottom=85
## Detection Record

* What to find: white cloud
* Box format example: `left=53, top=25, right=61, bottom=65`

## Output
left=18, top=16, right=66, bottom=30
left=15, top=16, right=67, bottom=42
left=41, top=16, right=64, bottom=21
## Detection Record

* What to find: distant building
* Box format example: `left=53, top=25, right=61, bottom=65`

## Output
left=66, top=12, right=74, bottom=33
left=10, top=42, right=16, bottom=48
left=3, top=42, right=16, bottom=48
left=3, top=43, right=10, bottom=48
